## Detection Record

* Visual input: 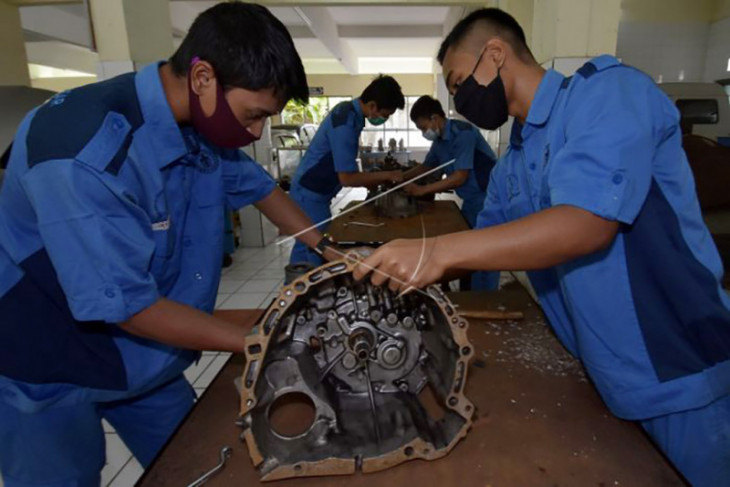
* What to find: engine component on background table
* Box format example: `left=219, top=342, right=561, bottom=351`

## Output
left=239, top=259, right=474, bottom=481
left=374, top=189, right=420, bottom=219
left=285, top=262, right=316, bottom=285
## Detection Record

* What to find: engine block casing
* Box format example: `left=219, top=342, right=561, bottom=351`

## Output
left=239, top=259, right=474, bottom=481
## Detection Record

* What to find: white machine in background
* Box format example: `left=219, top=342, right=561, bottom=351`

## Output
left=239, top=118, right=281, bottom=248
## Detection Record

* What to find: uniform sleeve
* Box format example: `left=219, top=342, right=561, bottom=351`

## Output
left=222, top=150, right=276, bottom=210
left=453, top=130, right=476, bottom=171
left=475, top=161, right=507, bottom=229
left=548, top=70, right=656, bottom=224
left=330, top=123, right=360, bottom=173
left=21, top=160, right=159, bottom=323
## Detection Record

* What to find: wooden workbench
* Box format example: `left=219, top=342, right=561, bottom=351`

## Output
left=138, top=286, right=686, bottom=487
left=328, top=199, right=470, bottom=246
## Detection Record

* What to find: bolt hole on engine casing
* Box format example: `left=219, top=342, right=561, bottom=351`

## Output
left=239, top=258, right=474, bottom=481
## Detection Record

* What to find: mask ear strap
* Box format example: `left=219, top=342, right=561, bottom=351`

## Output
left=472, top=48, right=487, bottom=75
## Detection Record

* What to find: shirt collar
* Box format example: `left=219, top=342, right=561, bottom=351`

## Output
left=525, top=69, right=565, bottom=127
left=510, top=121, right=524, bottom=147
left=134, top=62, right=188, bottom=169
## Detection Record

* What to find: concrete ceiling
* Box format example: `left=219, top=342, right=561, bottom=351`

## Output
left=19, top=1, right=470, bottom=75
left=169, top=2, right=464, bottom=74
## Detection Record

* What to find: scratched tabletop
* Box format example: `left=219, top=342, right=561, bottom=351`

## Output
left=327, top=199, right=470, bottom=246
left=139, top=287, right=686, bottom=487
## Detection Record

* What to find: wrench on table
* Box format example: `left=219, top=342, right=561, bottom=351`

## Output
left=186, top=446, right=233, bottom=487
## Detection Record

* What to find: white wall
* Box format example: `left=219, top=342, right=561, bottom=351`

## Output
left=704, top=16, right=730, bottom=82
left=616, top=20, right=710, bottom=82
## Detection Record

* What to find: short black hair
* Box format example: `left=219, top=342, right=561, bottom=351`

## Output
left=410, top=96, right=445, bottom=123
left=437, top=8, right=533, bottom=64
left=360, top=75, right=405, bottom=111
left=170, top=2, right=308, bottom=104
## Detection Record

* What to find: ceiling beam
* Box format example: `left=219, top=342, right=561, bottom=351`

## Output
left=294, top=6, right=358, bottom=73
left=338, top=24, right=443, bottom=38
left=287, top=25, right=315, bottom=38
left=25, top=40, right=97, bottom=73
left=19, top=3, right=92, bottom=48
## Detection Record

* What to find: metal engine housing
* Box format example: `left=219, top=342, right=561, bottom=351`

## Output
left=239, top=259, right=474, bottom=481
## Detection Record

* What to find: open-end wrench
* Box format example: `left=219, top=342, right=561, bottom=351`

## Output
left=186, top=446, right=233, bottom=487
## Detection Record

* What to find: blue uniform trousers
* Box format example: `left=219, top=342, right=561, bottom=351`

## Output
left=0, top=374, right=194, bottom=487
left=288, top=185, right=332, bottom=267
left=641, top=393, right=730, bottom=487
left=461, top=198, right=499, bottom=291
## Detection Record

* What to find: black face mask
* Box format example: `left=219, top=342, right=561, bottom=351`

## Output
left=453, top=52, right=509, bottom=130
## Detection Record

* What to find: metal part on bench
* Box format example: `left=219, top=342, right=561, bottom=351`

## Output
left=239, top=259, right=474, bottom=481
left=374, top=189, right=420, bottom=219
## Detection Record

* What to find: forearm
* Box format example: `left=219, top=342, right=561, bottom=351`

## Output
left=120, top=298, right=248, bottom=353
left=417, top=174, right=464, bottom=195
left=255, top=186, right=322, bottom=250
left=339, top=171, right=399, bottom=188
left=403, top=165, right=428, bottom=181
left=435, top=206, right=619, bottom=272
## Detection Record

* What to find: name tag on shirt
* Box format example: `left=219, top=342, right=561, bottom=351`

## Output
left=151, top=218, right=170, bottom=231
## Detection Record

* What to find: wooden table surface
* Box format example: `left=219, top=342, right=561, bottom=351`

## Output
left=138, top=287, right=686, bottom=487
left=327, top=199, right=470, bottom=246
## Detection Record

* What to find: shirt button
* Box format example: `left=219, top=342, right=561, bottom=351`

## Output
left=104, top=289, right=116, bottom=298
left=183, top=238, right=192, bottom=248
left=112, top=119, right=125, bottom=131
left=529, top=163, right=536, bottom=170
left=612, top=174, right=624, bottom=185
left=194, top=272, right=203, bottom=281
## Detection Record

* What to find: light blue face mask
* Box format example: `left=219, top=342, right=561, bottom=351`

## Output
left=368, top=116, right=387, bottom=126
left=423, top=128, right=439, bottom=141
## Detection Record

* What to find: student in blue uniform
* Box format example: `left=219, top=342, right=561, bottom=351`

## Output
left=404, top=95, right=499, bottom=290
left=288, top=76, right=406, bottom=266
left=0, top=4, right=340, bottom=487
left=354, top=8, right=730, bottom=487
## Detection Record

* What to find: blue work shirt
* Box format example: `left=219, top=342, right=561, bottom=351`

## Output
left=477, top=55, right=730, bottom=420
left=0, top=62, right=276, bottom=412
left=424, top=118, right=496, bottom=208
left=292, top=98, right=364, bottom=199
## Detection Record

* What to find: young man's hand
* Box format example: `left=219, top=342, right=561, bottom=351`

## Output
left=322, top=245, right=345, bottom=262
left=403, top=183, right=426, bottom=197
left=386, top=171, right=404, bottom=184
left=353, top=237, right=447, bottom=292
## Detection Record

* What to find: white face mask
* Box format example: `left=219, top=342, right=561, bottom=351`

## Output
left=422, top=117, right=441, bottom=142
left=423, top=128, right=440, bottom=141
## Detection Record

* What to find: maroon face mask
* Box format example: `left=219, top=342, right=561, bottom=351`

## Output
left=188, top=59, right=260, bottom=148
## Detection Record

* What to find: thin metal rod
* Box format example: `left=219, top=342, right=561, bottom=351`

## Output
left=364, top=363, right=381, bottom=447
left=277, top=159, right=455, bottom=246
left=318, top=348, right=347, bottom=382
